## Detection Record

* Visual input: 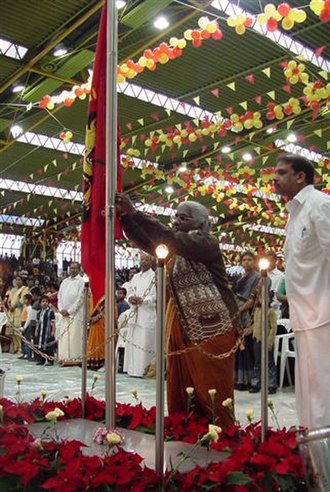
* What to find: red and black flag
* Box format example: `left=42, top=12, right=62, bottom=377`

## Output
left=81, top=4, right=123, bottom=306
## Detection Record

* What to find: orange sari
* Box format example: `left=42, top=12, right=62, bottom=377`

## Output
left=87, top=298, right=105, bottom=370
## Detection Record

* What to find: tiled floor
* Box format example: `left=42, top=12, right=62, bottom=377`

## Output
left=0, top=353, right=298, bottom=429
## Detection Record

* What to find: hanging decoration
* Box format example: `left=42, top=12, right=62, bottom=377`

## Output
left=226, top=13, right=254, bottom=35
left=257, top=3, right=306, bottom=32
left=59, top=130, right=74, bottom=143
left=309, top=0, right=330, bottom=21
left=283, top=61, right=309, bottom=85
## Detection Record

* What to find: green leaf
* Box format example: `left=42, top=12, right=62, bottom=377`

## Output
left=226, top=472, right=252, bottom=486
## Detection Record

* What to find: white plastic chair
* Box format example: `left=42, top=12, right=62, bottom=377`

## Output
left=273, top=332, right=296, bottom=388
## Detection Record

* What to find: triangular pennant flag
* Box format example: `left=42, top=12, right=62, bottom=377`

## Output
left=131, top=135, right=137, bottom=145
left=318, top=70, right=328, bottom=80
left=239, top=101, right=248, bottom=110
left=286, top=120, right=294, bottom=129
left=138, top=118, right=144, bottom=126
left=313, top=129, right=322, bottom=138
left=282, top=84, right=292, bottom=94
left=315, top=45, right=325, bottom=57
left=267, top=91, right=276, bottom=100
left=227, top=82, right=236, bottom=91
left=193, top=96, right=200, bottom=105
left=262, top=156, right=269, bottom=165
left=245, top=74, right=255, bottom=84
left=327, top=141, right=330, bottom=150
left=228, top=152, right=234, bottom=160
left=213, top=142, right=220, bottom=150
left=225, top=106, right=233, bottom=115
left=183, top=150, right=188, bottom=157
left=262, top=67, right=271, bottom=78
left=211, top=88, right=219, bottom=97
left=248, top=132, right=255, bottom=141
left=255, top=147, right=261, bottom=155
left=52, top=160, right=57, bottom=167
left=165, top=108, right=171, bottom=116
left=126, top=122, right=133, bottom=130
left=44, top=164, right=49, bottom=172
left=255, top=96, right=262, bottom=105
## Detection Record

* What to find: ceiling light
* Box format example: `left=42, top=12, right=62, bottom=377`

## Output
left=10, top=125, right=23, bottom=138
left=116, top=0, right=126, bottom=8
left=221, top=146, right=232, bottom=153
left=178, top=165, right=187, bottom=172
left=287, top=133, right=297, bottom=143
left=242, top=152, right=253, bottom=162
left=12, top=83, right=25, bottom=93
left=154, top=16, right=170, bottom=30
left=53, top=44, right=68, bottom=57
left=266, top=127, right=276, bottom=134
left=165, top=186, right=174, bottom=193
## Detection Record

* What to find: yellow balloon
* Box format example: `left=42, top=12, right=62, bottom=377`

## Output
left=181, top=129, right=188, bottom=138
left=184, top=29, right=192, bottom=40
left=159, top=54, right=169, bottom=64
left=206, top=22, right=217, bottom=33
left=294, top=10, right=307, bottom=23
left=126, top=69, right=137, bottom=79
left=177, top=39, right=187, bottom=49
left=159, top=133, right=167, bottom=142
left=264, top=4, right=276, bottom=16
left=173, top=135, right=181, bottom=144
left=231, top=114, right=240, bottom=123
left=198, top=16, right=209, bottom=29
left=46, top=102, right=54, bottom=110
left=310, top=0, right=324, bottom=15
left=165, top=139, right=172, bottom=147
left=254, top=120, right=263, bottom=129
left=227, top=16, right=237, bottom=27
left=298, top=63, right=305, bottom=72
left=202, top=128, right=210, bottom=136
left=292, top=106, right=302, bottom=114
left=244, top=119, right=253, bottom=129
left=234, top=122, right=244, bottom=132
left=257, top=13, right=267, bottom=23
left=145, top=139, right=152, bottom=147
left=284, top=68, right=293, bottom=78
left=235, top=24, right=246, bottom=35
left=188, top=133, right=197, bottom=142
left=288, top=60, right=297, bottom=70
left=146, top=59, right=155, bottom=69
left=282, top=17, right=294, bottom=29
left=288, top=9, right=300, bottom=21
left=253, top=112, right=261, bottom=119
left=133, top=149, right=140, bottom=157
left=169, top=37, right=178, bottom=47
left=120, top=63, right=129, bottom=74
left=236, top=14, right=246, bottom=24
left=300, top=73, right=309, bottom=84
left=289, top=75, right=299, bottom=84
left=117, top=74, right=126, bottom=83
left=138, top=56, right=147, bottom=67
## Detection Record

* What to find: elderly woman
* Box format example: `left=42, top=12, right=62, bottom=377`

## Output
left=115, top=193, right=240, bottom=427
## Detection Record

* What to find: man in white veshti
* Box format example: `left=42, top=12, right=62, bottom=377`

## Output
left=57, top=262, right=85, bottom=365
left=124, top=253, right=156, bottom=377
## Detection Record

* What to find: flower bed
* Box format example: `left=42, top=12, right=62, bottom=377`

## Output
left=0, top=395, right=307, bottom=491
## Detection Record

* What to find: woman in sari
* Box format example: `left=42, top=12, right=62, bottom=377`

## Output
left=234, top=251, right=260, bottom=390
left=87, top=297, right=105, bottom=370
left=115, top=193, right=240, bottom=427
left=7, top=275, right=29, bottom=353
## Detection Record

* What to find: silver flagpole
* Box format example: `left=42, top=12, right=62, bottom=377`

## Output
left=259, top=258, right=269, bottom=442
left=105, top=0, right=118, bottom=430
left=81, top=275, right=89, bottom=418
left=155, top=244, right=169, bottom=476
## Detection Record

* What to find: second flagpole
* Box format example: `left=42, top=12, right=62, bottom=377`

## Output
left=105, top=0, right=118, bottom=430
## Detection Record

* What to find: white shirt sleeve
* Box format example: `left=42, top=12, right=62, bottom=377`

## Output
left=313, top=200, right=330, bottom=263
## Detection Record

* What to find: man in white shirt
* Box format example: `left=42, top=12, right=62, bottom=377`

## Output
left=274, top=154, right=330, bottom=429
left=124, top=253, right=156, bottom=377
left=57, top=262, right=85, bottom=366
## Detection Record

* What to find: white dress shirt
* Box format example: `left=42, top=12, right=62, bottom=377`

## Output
left=58, top=274, right=85, bottom=316
left=285, top=185, right=330, bottom=331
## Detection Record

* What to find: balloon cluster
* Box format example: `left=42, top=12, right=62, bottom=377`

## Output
left=303, top=81, right=330, bottom=113
left=257, top=3, right=306, bottom=32
left=39, top=77, right=91, bottom=110
left=284, top=61, right=309, bottom=85
left=309, top=0, right=330, bottom=21
left=117, top=17, right=222, bottom=83
left=231, top=111, right=263, bottom=131
left=226, top=13, right=253, bottom=35
left=266, top=97, right=302, bottom=120
left=59, top=130, right=73, bottom=143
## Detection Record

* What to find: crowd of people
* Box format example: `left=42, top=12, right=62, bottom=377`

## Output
left=0, top=154, right=329, bottom=431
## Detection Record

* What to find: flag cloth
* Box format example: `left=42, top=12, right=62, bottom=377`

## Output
left=81, top=4, right=123, bottom=306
